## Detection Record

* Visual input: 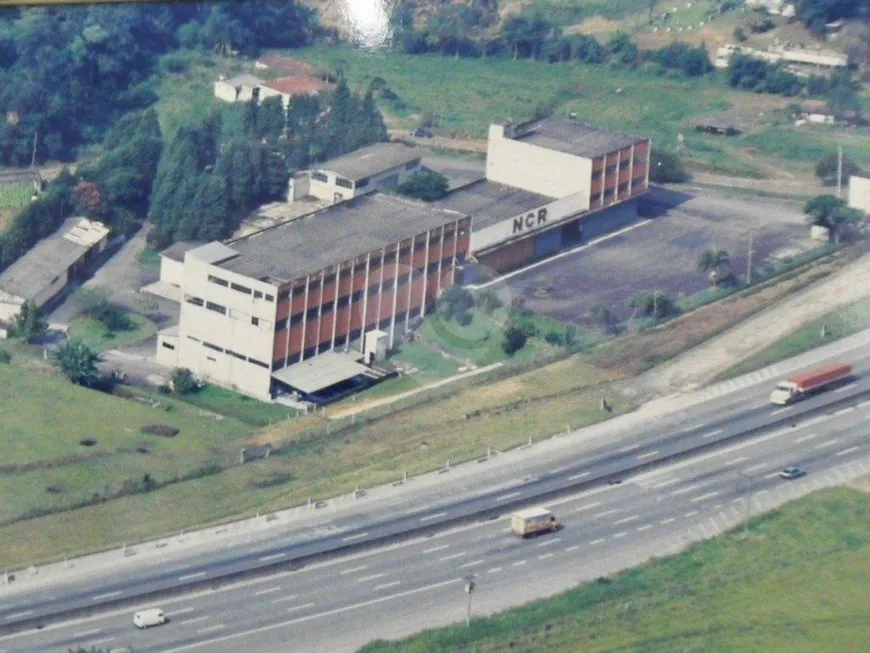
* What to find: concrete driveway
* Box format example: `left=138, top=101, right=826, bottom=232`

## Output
left=486, top=185, right=815, bottom=324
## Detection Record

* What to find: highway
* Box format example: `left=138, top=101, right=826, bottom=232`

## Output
left=1, top=336, right=870, bottom=651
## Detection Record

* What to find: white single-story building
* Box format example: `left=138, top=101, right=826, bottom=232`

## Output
left=849, top=175, right=870, bottom=214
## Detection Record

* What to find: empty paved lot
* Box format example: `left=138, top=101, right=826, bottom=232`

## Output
left=497, top=185, right=814, bottom=324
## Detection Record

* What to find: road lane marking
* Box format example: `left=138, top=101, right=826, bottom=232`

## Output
left=701, top=428, right=723, bottom=439
left=420, top=512, right=446, bottom=522
left=765, top=472, right=782, bottom=479
left=685, top=510, right=700, bottom=517
left=181, top=616, right=210, bottom=626
left=254, top=586, right=282, bottom=597
left=487, top=567, right=502, bottom=573
left=613, top=532, right=627, bottom=539
left=341, top=533, right=368, bottom=543
left=594, top=509, right=619, bottom=518
left=636, top=450, right=659, bottom=460
left=423, top=544, right=450, bottom=554
left=672, top=483, right=701, bottom=496
left=690, top=491, right=721, bottom=503
left=374, top=581, right=402, bottom=591
left=536, top=538, right=561, bottom=547
left=259, top=553, right=286, bottom=562
left=357, top=573, right=385, bottom=583
left=198, top=624, right=225, bottom=634
left=539, top=553, right=554, bottom=560
left=512, top=560, right=527, bottom=567
left=575, top=501, right=601, bottom=512
left=340, top=565, right=368, bottom=575
left=179, top=571, right=206, bottom=582
left=271, top=594, right=298, bottom=604
left=746, top=463, right=767, bottom=473
left=834, top=383, right=856, bottom=393
left=836, top=446, right=860, bottom=457
left=497, top=491, right=522, bottom=501
left=589, top=538, right=605, bottom=545
left=619, top=444, right=641, bottom=453
left=815, top=440, right=838, bottom=449
left=72, top=629, right=101, bottom=638
left=724, top=456, right=749, bottom=467
left=770, top=407, right=791, bottom=416
left=614, top=514, right=639, bottom=525
left=286, top=603, right=316, bottom=613
left=565, top=545, right=580, bottom=552
left=440, top=552, right=466, bottom=561
left=651, top=478, right=681, bottom=489
left=795, top=433, right=818, bottom=443
left=460, top=559, right=484, bottom=569
left=637, top=524, right=653, bottom=532
left=660, top=518, right=675, bottom=525
left=92, top=591, right=122, bottom=601
left=174, top=607, right=196, bottom=615
left=569, top=471, right=590, bottom=481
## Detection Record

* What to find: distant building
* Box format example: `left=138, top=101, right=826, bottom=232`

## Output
left=288, top=142, right=423, bottom=205
left=693, top=117, right=738, bottom=137
left=213, top=72, right=329, bottom=110
left=849, top=176, right=870, bottom=214
left=0, top=217, right=110, bottom=324
left=254, top=55, right=328, bottom=80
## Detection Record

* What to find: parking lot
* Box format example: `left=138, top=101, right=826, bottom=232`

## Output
left=486, top=185, right=816, bottom=324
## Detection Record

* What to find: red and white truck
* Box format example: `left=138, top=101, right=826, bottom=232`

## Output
left=511, top=507, right=560, bottom=537
left=769, top=363, right=853, bottom=405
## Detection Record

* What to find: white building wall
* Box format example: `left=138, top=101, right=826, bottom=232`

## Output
left=257, top=86, right=292, bottom=110
left=849, top=176, right=870, bottom=214
left=486, top=124, right=593, bottom=199
left=160, top=256, right=185, bottom=288
left=0, top=291, right=24, bottom=322
left=305, top=163, right=421, bottom=204
left=214, top=81, right=240, bottom=103
left=174, top=254, right=279, bottom=399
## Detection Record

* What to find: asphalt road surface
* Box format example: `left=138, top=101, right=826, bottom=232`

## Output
left=2, top=338, right=870, bottom=651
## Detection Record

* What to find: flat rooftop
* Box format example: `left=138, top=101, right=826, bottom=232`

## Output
left=437, top=180, right=553, bottom=230
left=515, top=116, right=646, bottom=158
left=219, top=193, right=467, bottom=284
left=272, top=350, right=370, bottom=394
left=0, top=218, right=109, bottom=300
left=315, top=142, right=421, bottom=182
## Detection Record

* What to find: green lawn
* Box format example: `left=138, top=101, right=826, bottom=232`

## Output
left=66, top=315, right=158, bottom=352
left=388, top=340, right=462, bottom=379
left=360, top=487, right=870, bottom=653
left=715, top=296, right=870, bottom=382
left=137, top=247, right=161, bottom=269
left=0, top=182, right=33, bottom=210
left=175, top=383, right=298, bottom=427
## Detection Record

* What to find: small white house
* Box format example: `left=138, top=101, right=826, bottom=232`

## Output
left=849, top=176, right=870, bottom=215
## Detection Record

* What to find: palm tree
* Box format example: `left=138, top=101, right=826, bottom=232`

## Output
left=54, top=339, right=103, bottom=388
left=697, top=246, right=731, bottom=284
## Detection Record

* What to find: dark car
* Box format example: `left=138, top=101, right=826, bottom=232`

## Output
left=411, top=128, right=433, bottom=138
left=779, top=466, right=806, bottom=480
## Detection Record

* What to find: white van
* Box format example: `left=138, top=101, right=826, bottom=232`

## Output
left=133, top=608, right=166, bottom=629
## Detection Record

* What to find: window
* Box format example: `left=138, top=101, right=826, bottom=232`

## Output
left=405, top=161, right=418, bottom=170
left=290, top=313, right=304, bottom=326
left=618, top=182, right=629, bottom=194
left=186, top=335, right=201, bottom=343
left=273, top=358, right=286, bottom=370
left=351, top=289, right=364, bottom=303
left=203, top=341, right=223, bottom=352
left=379, top=173, right=399, bottom=187
left=206, top=301, right=227, bottom=315
left=306, top=306, right=319, bottom=320
left=248, top=358, right=269, bottom=369
left=208, top=275, right=229, bottom=287
left=605, top=165, right=618, bottom=175
left=161, top=342, right=175, bottom=350
left=278, top=290, right=290, bottom=302
left=321, top=303, right=334, bottom=315
left=311, top=171, right=328, bottom=183
left=379, top=317, right=391, bottom=330
left=302, top=347, right=316, bottom=360
left=382, top=278, right=395, bottom=291
left=231, top=282, right=252, bottom=295
left=356, top=177, right=369, bottom=189
left=367, top=283, right=380, bottom=297
left=227, top=350, right=246, bottom=361
left=383, top=252, right=396, bottom=264
left=322, top=274, right=336, bottom=286
left=414, top=240, right=426, bottom=251
left=251, top=316, right=260, bottom=326
left=264, top=294, right=274, bottom=302
left=399, top=246, right=410, bottom=257
left=335, top=177, right=353, bottom=189
left=185, top=295, right=204, bottom=307
left=276, top=318, right=288, bottom=330
left=253, top=290, right=263, bottom=299
left=206, top=356, right=216, bottom=362
left=337, top=295, right=350, bottom=308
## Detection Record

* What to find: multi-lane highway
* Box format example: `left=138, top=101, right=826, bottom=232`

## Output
left=1, top=335, right=870, bottom=652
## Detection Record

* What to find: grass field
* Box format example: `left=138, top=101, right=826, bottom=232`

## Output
left=0, top=182, right=33, bottom=210
left=137, top=247, right=161, bottom=269
left=715, top=296, right=870, bottom=382
left=173, top=383, right=298, bottom=427
left=359, top=486, right=870, bottom=653
left=66, top=315, right=158, bottom=352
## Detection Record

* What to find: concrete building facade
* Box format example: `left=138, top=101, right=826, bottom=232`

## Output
left=157, top=193, right=469, bottom=400
left=288, top=142, right=423, bottom=205
left=849, top=175, right=870, bottom=214
left=0, top=217, right=110, bottom=323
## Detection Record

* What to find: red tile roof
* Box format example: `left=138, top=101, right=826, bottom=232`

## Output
left=264, top=76, right=330, bottom=97
left=256, top=55, right=325, bottom=78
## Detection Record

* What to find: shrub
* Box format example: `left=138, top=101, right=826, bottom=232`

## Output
left=141, top=424, right=180, bottom=437
left=171, top=367, right=198, bottom=395
left=476, top=289, right=503, bottom=314
left=502, top=325, right=528, bottom=355
left=544, top=330, right=564, bottom=346
left=0, top=350, right=10, bottom=364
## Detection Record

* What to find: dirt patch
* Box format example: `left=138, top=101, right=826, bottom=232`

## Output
left=0, top=451, right=112, bottom=474
left=141, top=424, right=179, bottom=438
left=848, top=475, right=870, bottom=494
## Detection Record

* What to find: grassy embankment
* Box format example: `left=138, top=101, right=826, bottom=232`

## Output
left=359, top=486, right=870, bottom=653
left=0, top=244, right=855, bottom=568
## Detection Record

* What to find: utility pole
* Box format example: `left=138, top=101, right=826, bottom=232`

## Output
left=837, top=145, right=843, bottom=198
left=464, top=573, right=476, bottom=626
left=746, top=229, right=754, bottom=285
left=739, top=471, right=754, bottom=537
left=653, top=289, right=658, bottom=322
left=30, top=130, right=38, bottom=170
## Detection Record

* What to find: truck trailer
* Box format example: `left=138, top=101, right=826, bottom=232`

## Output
left=511, top=507, right=560, bottom=538
left=769, top=363, right=852, bottom=405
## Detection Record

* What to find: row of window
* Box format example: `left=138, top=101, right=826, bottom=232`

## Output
left=185, top=296, right=265, bottom=327
left=187, top=335, right=269, bottom=369
left=595, top=156, right=648, bottom=176
left=207, top=275, right=274, bottom=301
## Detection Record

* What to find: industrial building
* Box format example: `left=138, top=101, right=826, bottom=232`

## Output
left=849, top=175, right=870, bottom=214
left=288, top=142, right=422, bottom=205
left=0, top=217, right=110, bottom=325
left=439, top=116, right=650, bottom=275
left=156, top=193, right=469, bottom=401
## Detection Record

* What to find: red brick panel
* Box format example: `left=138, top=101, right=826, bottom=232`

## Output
left=318, top=313, right=334, bottom=343
left=272, top=332, right=289, bottom=361
left=304, top=318, right=320, bottom=348
left=478, top=238, right=534, bottom=273
left=288, top=325, right=303, bottom=357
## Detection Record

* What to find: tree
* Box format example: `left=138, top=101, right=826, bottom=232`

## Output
left=92, top=300, right=134, bottom=332
left=629, top=291, right=677, bottom=320
left=650, top=150, right=687, bottom=183
left=804, top=194, right=863, bottom=240
left=795, top=0, right=864, bottom=36
left=54, top=339, right=103, bottom=387
left=13, top=300, right=47, bottom=343
left=814, top=153, right=861, bottom=186
left=171, top=367, right=198, bottom=394
left=502, top=325, right=528, bottom=355
left=696, top=246, right=731, bottom=285
left=72, top=180, right=104, bottom=219
left=437, top=286, right=474, bottom=324
left=589, top=304, right=615, bottom=331
left=476, top=289, right=503, bottom=314
left=396, top=170, right=449, bottom=201
left=607, top=32, right=638, bottom=67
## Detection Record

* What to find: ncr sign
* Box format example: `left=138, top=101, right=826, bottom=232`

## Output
left=512, top=208, right=548, bottom=235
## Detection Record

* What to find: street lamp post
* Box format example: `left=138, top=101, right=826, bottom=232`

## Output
left=464, top=573, right=476, bottom=626
left=739, top=471, right=754, bottom=537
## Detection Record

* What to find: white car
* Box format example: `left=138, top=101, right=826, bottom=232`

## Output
left=133, top=608, right=166, bottom=629
left=779, top=466, right=806, bottom=480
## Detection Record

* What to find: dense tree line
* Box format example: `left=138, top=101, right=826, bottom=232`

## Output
left=795, top=0, right=868, bottom=36
left=0, top=0, right=317, bottom=166
left=149, top=76, right=388, bottom=247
